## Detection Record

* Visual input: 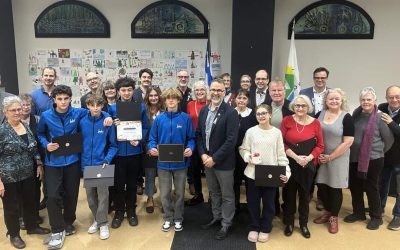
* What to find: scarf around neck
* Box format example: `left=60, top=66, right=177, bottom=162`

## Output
left=354, top=105, right=378, bottom=179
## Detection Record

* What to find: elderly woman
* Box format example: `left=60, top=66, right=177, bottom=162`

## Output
left=185, top=81, right=210, bottom=206
left=234, top=89, right=257, bottom=212
left=0, top=96, right=50, bottom=249
left=240, top=75, right=252, bottom=92
left=281, top=95, right=324, bottom=239
left=345, top=87, right=394, bottom=230
left=314, top=89, right=354, bottom=234
left=143, top=86, right=164, bottom=213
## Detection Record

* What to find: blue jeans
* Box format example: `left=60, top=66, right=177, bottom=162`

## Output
left=145, top=168, right=157, bottom=197
left=379, top=164, right=400, bottom=217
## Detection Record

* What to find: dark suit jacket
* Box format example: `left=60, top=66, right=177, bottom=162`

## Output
left=196, top=101, right=239, bottom=170
left=378, top=103, right=400, bottom=165
left=249, top=89, right=272, bottom=110
left=133, top=88, right=144, bottom=103
left=299, top=86, right=330, bottom=116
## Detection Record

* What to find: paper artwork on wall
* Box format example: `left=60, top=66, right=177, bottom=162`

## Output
left=29, top=48, right=220, bottom=107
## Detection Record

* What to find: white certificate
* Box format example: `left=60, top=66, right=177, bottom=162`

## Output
left=117, top=121, right=142, bottom=141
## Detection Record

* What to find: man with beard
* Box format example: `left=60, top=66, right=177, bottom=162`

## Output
left=176, top=70, right=192, bottom=113
left=196, top=78, right=239, bottom=240
left=81, top=72, right=101, bottom=109
left=133, top=68, right=153, bottom=103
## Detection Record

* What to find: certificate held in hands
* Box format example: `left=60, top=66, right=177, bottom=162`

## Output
left=116, top=102, right=142, bottom=141
left=52, top=133, right=82, bottom=156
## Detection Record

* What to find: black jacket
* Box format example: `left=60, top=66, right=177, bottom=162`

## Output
left=378, top=103, right=400, bottom=165
left=196, top=101, right=239, bottom=170
left=249, top=88, right=272, bottom=110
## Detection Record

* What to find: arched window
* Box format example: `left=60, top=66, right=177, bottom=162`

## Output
left=35, top=0, right=110, bottom=38
left=131, top=0, right=208, bottom=38
left=288, top=0, right=374, bottom=39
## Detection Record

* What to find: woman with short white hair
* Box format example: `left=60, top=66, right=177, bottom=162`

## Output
left=344, top=87, right=394, bottom=230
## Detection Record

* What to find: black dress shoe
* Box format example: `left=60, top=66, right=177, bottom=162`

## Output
left=300, top=225, right=311, bottom=238
left=128, top=215, right=139, bottom=226
left=27, top=226, right=51, bottom=235
left=201, top=219, right=221, bottom=230
left=284, top=224, right=294, bottom=236
left=111, top=211, right=124, bottom=229
left=10, top=236, right=26, bottom=249
left=185, top=195, right=204, bottom=206
left=215, top=226, right=230, bottom=240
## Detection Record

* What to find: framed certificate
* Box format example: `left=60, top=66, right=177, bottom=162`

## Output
left=117, top=121, right=142, bottom=141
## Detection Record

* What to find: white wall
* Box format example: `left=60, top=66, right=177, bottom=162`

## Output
left=12, top=0, right=232, bottom=94
left=272, top=0, right=400, bottom=109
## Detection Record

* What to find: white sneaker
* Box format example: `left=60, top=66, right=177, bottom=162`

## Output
left=88, top=221, right=98, bottom=234
left=174, top=222, right=183, bottom=232
left=161, top=221, right=171, bottom=232
left=48, top=230, right=66, bottom=250
left=99, top=225, right=110, bottom=240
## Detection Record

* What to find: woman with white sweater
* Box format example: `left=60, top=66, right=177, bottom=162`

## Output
left=240, top=104, right=291, bottom=243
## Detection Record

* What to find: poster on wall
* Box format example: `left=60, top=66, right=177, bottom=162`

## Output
left=29, top=48, right=220, bottom=107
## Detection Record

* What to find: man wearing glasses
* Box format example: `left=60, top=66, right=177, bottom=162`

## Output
left=81, top=72, right=101, bottom=109
left=196, top=78, right=239, bottom=240
left=250, top=69, right=271, bottom=110
left=133, top=68, right=153, bottom=102
left=176, top=70, right=192, bottom=113
left=299, top=67, right=330, bottom=116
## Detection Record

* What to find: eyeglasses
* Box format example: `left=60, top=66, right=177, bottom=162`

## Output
left=387, top=95, right=400, bottom=100
left=294, top=104, right=308, bottom=109
left=256, top=111, right=269, bottom=116
left=178, top=75, right=189, bottom=79
left=195, top=89, right=206, bottom=92
left=210, top=89, right=224, bottom=93
left=313, top=77, right=327, bottom=80
left=7, top=108, right=22, bottom=113
left=255, top=78, right=268, bottom=81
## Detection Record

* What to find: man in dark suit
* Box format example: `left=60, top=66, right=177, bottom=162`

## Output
left=299, top=67, right=330, bottom=116
left=133, top=68, right=153, bottom=103
left=379, top=85, right=400, bottom=230
left=196, top=78, right=239, bottom=240
left=249, top=69, right=271, bottom=109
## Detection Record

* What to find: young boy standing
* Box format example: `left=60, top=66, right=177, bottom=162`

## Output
left=37, top=85, right=112, bottom=249
left=80, top=95, right=118, bottom=240
left=108, top=77, right=149, bottom=229
left=148, top=88, right=195, bottom=232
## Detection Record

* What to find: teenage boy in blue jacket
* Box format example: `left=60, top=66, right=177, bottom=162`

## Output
left=37, top=85, right=112, bottom=250
left=148, top=88, right=195, bottom=232
left=108, top=77, right=149, bottom=229
left=79, top=95, right=118, bottom=240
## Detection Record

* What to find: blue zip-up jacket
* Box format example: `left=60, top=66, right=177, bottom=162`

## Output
left=108, top=101, right=149, bottom=156
left=148, top=111, right=195, bottom=170
left=79, top=111, right=118, bottom=169
left=37, top=106, right=88, bottom=167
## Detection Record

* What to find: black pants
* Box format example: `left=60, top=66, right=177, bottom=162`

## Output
left=318, top=184, right=343, bottom=216
left=2, top=177, right=38, bottom=237
left=114, top=155, right=141, bottom=212
left=46, top=162, right=81, bottom=233
left=349, top=158, right=384, bottom=219
left=189, top=151, right=203, bottom=197
left=19, top=165, right=41, bottom=220
left=234, top=151, right=247, bottom=207
left=283, top=177, right=310, bottom=226
left=246, top=178, right=276, bottom=233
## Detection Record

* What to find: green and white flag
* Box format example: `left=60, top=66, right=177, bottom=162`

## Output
left=285, top=25, right=300, bottom=101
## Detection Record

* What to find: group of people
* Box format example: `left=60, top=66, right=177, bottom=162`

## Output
left=0, top=66, right=399, bottom=249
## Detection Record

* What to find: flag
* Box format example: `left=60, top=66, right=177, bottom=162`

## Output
left=285, top=22, right=300, bottom=101
left=205, top=35, right=213, bottom=86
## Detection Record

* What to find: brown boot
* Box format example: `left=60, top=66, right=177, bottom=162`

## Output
left=313, top=211, right=332, bottom=224
left=329, top=216, right=338, bottom=234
